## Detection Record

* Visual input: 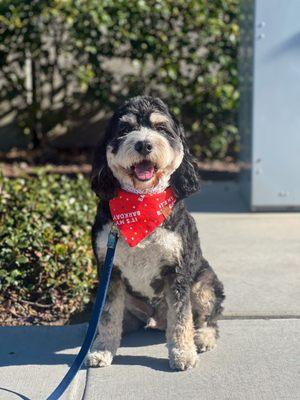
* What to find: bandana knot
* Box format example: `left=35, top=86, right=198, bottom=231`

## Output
left=109, top=187, right=176, bottom=247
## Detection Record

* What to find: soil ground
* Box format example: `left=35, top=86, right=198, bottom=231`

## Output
left=0, top=147, right=240, bottom=180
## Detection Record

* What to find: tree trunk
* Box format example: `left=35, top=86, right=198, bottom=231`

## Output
left=31, top=57, right=41, bottom=149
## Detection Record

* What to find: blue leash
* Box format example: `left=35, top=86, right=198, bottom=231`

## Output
left=47, top=226, right=119, bottom=400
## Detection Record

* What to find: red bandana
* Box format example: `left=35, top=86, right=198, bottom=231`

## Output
left=109, top=187, right=176, bottom=247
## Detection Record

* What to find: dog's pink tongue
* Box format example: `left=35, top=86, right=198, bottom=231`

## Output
left=134, top=161, right=154, bottom=180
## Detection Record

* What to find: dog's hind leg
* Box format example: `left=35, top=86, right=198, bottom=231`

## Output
left=191, top=262, right=225, bottom=353
left=86, top=270, right=125, bottom=367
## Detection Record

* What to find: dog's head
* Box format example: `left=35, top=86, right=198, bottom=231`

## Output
left=91, top=96, right=200, bottom=200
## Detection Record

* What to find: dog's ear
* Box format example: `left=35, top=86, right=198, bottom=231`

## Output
left=170, top=123, right=200, bottom=200
left=91, top=120, right=119, bottom=201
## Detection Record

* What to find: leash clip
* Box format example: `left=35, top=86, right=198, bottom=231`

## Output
left=107, top=224, right=119, bottom=249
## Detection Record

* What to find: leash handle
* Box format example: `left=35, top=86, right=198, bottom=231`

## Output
left=47, top=225, right=119, bottom=400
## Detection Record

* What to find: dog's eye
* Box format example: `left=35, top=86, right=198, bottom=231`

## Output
left=155, top=124, right=169, bottom=134
left=119, top=127, right=129, bottom=135
left=118, top=123, right=135, bottom=135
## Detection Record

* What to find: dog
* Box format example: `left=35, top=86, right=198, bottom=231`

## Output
left=86, top=96, right=225, bottom=371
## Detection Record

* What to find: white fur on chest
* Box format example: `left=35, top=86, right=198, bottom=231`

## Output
left=96, top=223, right=182, bottom=299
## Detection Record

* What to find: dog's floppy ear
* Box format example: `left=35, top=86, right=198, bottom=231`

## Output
left=91, top=120, right=119, bottom=201
left=170, top=123, right=200, bottom=200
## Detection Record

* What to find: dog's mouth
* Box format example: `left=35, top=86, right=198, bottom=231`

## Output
left=131, top=160, right=158, bottom=182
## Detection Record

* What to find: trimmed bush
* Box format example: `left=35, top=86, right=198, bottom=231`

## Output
left=0, top=171, right=97, bottom=325
left=0, top=0, right=239, bottom=158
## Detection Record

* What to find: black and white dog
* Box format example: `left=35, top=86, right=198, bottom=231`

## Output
left=86, top=96, right=224, bottom=371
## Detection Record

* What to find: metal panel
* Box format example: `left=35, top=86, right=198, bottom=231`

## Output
left=239, top=0, right=255, bottom=207
left=240, top=0, right=300, bottom=210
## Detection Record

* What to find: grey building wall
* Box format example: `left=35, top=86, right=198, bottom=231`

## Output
left=239, top=0, right=300, bottom=210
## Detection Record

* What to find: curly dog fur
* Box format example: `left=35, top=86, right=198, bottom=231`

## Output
left=86, top=96, right=225, bottom=371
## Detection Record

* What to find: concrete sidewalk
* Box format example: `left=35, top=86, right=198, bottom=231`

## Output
left=0, top=325, right=87, bottom=400
left=1, top=181, right=299, bottom=400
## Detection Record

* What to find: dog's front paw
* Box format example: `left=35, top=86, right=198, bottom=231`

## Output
left=194, top=327, right=217, bottom=353
left=169, top=346, right=198, bottom=371
left=85, top=350, right=113, bottom=368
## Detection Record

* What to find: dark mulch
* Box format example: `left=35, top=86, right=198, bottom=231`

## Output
left=0, top=148, right=240, bottom=180
left=0, top=293, right=80, bottom=326
left=0, top=147, right=92, bottom=177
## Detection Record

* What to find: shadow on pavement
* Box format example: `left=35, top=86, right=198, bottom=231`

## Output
left=0, top=325, right=86, bottom=367
left=113, top=354, right=172, bottom=372
left=121, top=329, right=165, bottom=348
left=116, top=330, right=171, bottom=372
left=0, top=325, right=167, bottom=368
left=0, top=387, right=31, bottom=400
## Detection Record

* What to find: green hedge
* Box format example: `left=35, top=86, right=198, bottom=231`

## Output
left=0, top=0, right=239, bottom=158
left=0, top=171, right=97, bottom=324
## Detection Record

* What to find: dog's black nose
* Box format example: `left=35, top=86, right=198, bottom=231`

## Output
left=134, top=140, right=153, bottom=155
